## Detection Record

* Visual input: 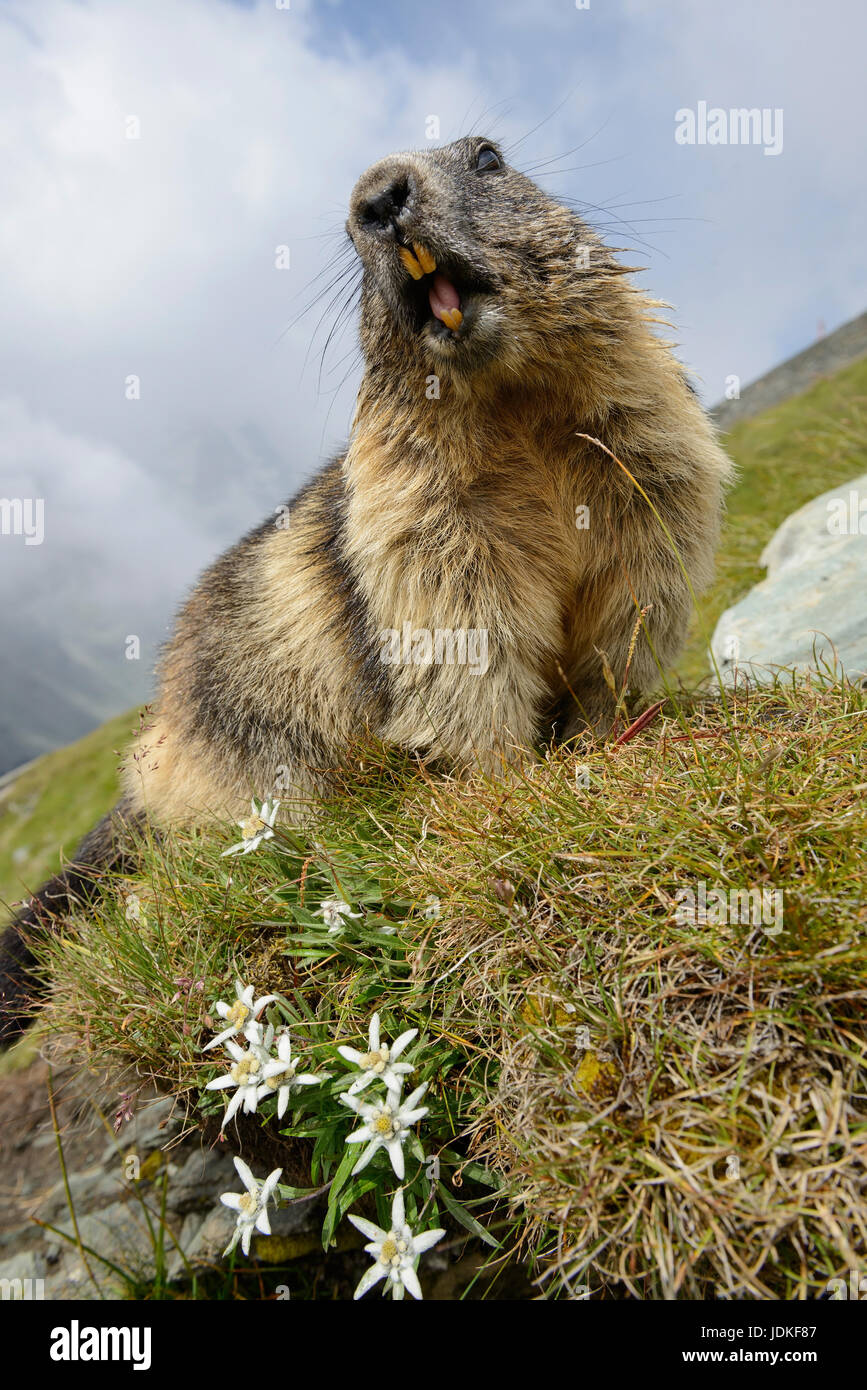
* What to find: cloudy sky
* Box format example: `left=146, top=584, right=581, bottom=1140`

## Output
left=0, top=0, right=864, bottom=769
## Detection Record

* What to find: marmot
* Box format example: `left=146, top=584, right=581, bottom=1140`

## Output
left=0, top=136, right=732, bottom=1041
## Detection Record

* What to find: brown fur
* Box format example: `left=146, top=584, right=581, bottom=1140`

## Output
left=0, top=135, right=731, bottom=1038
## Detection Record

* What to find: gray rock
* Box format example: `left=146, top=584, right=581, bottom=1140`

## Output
left=711, top=474, right=867, bottom=684
left=164, top=1211, right=208, bottom=1282
left=47, top=1198, right=183, bottom=1296
left=44, top=1256, right=103, bottom=1301
left=165, top=1146, right=237, bottom=1214
left=37, top=1165, right=121, bottom=1225
left=182, top=1204, right=237, bottom=1267
left=0, top=1248, right=46, bottom=1296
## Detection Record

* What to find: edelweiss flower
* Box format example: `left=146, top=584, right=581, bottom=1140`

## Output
left=221, top=797, right=280, bottom=857
left=349, top=1189, right=444, bottom=1301
left=338, top=1012, right=417, bottom=1097
left=205, top=1027, right=274, bottom=1125
left=260, top=1029, right=324, bottom=1119
left=422, top=895, right=441, bottom=920
left=315, top=897, right=363, bottom=935
left=202, top=979, right=277, bottom=1051
left=341, top=1081, right=429, bottom=1179
left=220, top=1156, right=283, bottom=1257
left=124, top=892, right=144, bottom=924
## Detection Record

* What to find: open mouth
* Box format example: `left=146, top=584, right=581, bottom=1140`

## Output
left=395, top=240, right=487, bottom=340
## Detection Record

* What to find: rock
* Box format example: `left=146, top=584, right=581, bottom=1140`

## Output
left=165, top=1146, right=238, bottom=1214
left=712, top=474, right=867, bottom=684
left=47, top=1198, right=184, bottom=1296
left=0, top=1248, right=46, bottom=1294
left=182, top=1204, right=237, bottom=1267
left=44, top=1257, right=103, bottom=1301
left=163, top=1212, right=208, bottom=1283
left=38, top=1165, right=122, bottom=1224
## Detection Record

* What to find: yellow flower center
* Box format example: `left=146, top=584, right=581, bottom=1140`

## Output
left=240, top=815, right=266, bottom=839
left=380, top=1237, right=400, bottom=1266
left=230, top=1054, right=261, bottom=1084
left=226, top=1001, right=250, bottom=1028
left=374, top=1110, right=396, bottom=1136
left=238, top=1192, right=257, bottom=1216
left=360, top=1047, right=389, bottom=1072
left=265, top=1065, right=296, bottom=1090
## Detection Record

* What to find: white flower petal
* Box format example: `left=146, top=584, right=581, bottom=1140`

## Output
left=385, top=1138, right=406, bottom=1180
left=347, top=1214, right=385, bottom=1242
left=404, top=1082, right=428, bottom=1110
left=401, top=1265, right=424, bottom=1300
left=412, top=1228, right=445, bottom=1255
left=233, top=1156, right=256, bottom=1191
left=252, top=994, right=278, bottom=1017
left=350, top=1140, right=379, bottom=1175
left=390, top=1028, right=418, bottom=1059
left=399, top=1107, right=429, bottom=1127
left=204, top=1075, right=234, bottom=1092
left=223, top=1090, right=244, bottom=1125
left=391, top=1189, right=406, bottom=1229
left=353, top=1262, right=387, bottom=1300
left=345, top=1126, right=374, bottom=1145
left=261, top=1168, right=283, bottom=1201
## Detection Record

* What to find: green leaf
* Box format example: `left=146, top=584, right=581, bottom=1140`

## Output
left=322, top=1142, right=363, bottom=1249
left=436, top=1180, right=500, bottom=1248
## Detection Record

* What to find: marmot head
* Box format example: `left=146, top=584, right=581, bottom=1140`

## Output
left=347, top=136, right=619, bottom=386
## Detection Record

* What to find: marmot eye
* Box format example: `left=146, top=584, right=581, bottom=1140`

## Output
left=476, top=146, right=501, bottom=172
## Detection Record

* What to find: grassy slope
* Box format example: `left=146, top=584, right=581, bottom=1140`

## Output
left=0, top=709, right=137, bottom=912
left=2, top=358, right=866, bottom=1295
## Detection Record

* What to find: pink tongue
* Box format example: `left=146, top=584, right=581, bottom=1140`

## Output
left=428, top=272, right=461, bottom=322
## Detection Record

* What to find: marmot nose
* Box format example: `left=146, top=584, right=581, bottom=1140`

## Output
left=357, top=174, right=414, bottom=237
